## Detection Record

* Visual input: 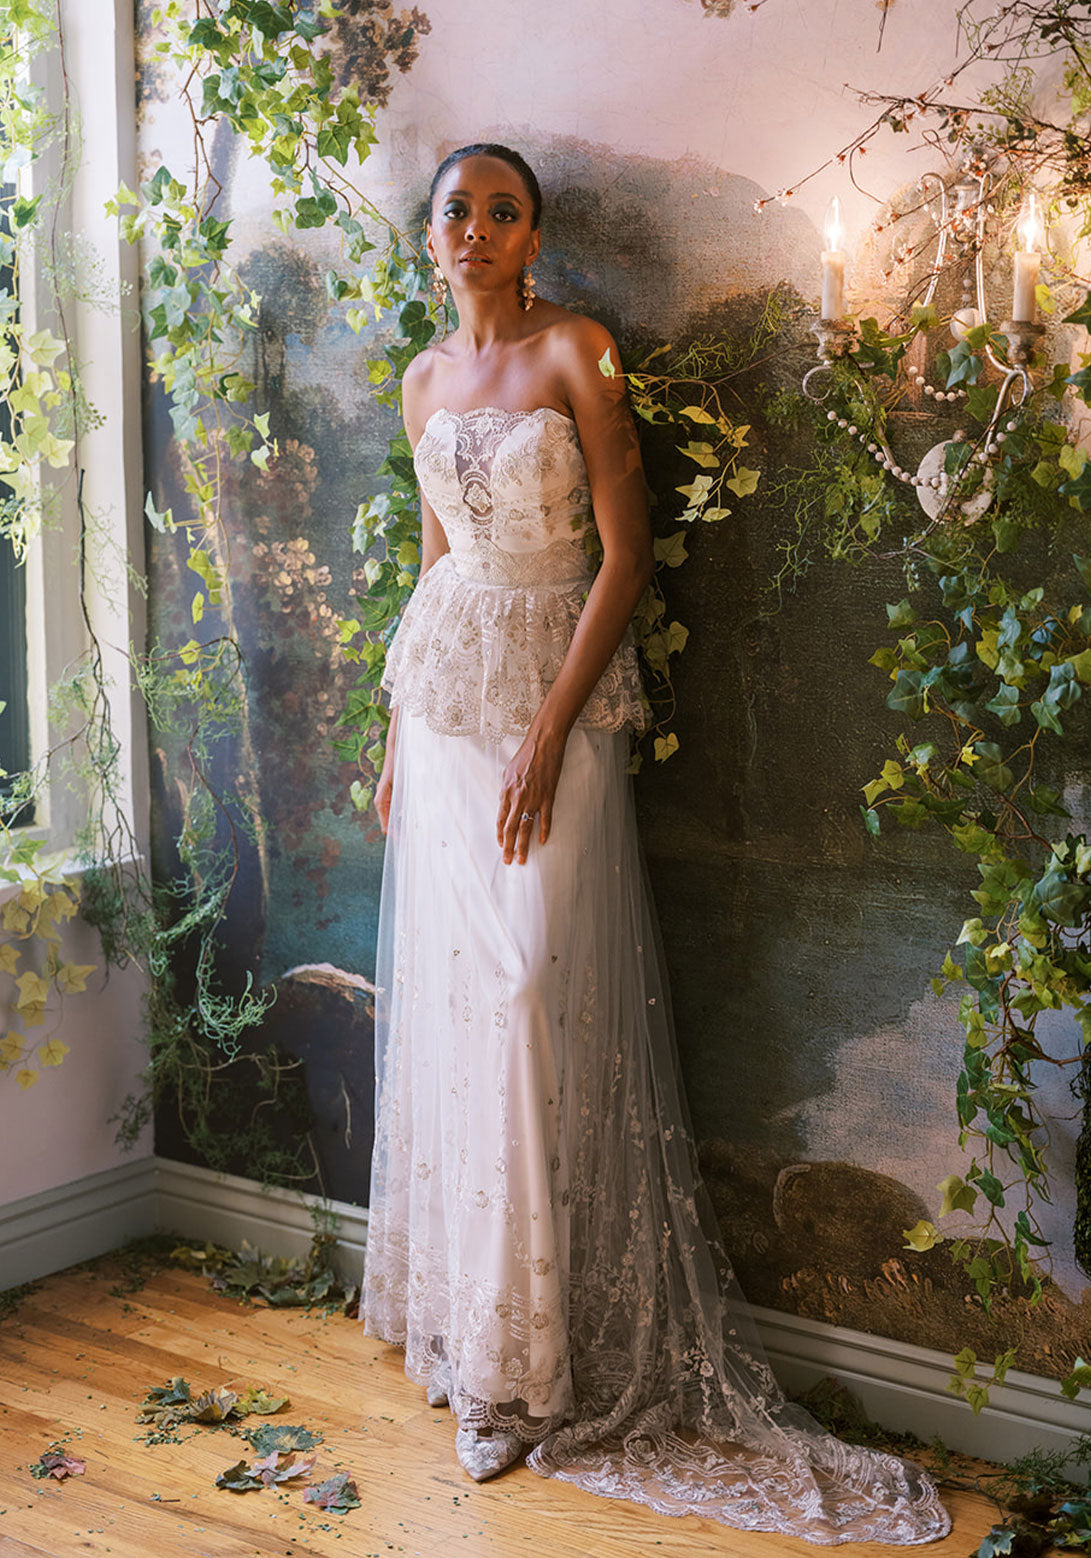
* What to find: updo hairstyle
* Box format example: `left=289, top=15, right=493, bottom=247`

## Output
left=429, top=143, right=542, bottom=229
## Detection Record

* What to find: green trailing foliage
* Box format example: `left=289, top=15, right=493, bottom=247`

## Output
left=774, top=289, right=1091, bottom=1406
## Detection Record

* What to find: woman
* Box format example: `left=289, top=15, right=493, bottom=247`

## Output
left=360, top=142, right=951, bottom=1544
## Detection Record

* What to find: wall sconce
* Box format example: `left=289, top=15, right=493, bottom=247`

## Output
left=802, top=162, right=1048, bottom=520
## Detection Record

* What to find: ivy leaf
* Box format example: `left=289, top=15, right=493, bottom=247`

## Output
left=1060, top=1358, right=1091, bottom=1400
left=675, top=475, right=713, bottom=504
left=1034, top=871, right=1091, bottom=926
left=1028, top=785, right=1072, bottom=822
left=937, top=1174, right=978, bottom=1218
left=37, top=1038, right=69, bottom=1068
left=972, top=743, right=1014, bottom=790
left=144, top=492, right=174, bottom=533
left=597, top=347, right=616, bottom=379
left=678, top=404, right=716, bottom=424
left=680, top=441, right=720, bottom=469
left=663, top=621, right=689, bottom=656
left=653, top=732, right=679, bottom=762
left=1066, top=364, right=1091, bottom=406
left=968, top=1166, right=1005, bottom=1207
left=1059, top=441, right=1087, bottom=480
left=724, top=466, right=760, bottom=498
left=903, top=1219, right=939, bottom=1251
left=653, top=532, right=688, bottom=568
left=1030, top=698, right=1063, bottom=735
left=957, top=918, right=987, bottom=947
left=886, top=669, right=926, bottom=720
left=56, top=961, right=95, bottom=993
left=1059, top=461, right=1091, bottom=510
left=974, top=1526, right=1017, bottom=1557
left=885, top=598, right=915, bottom=629
left=985, top=684, right=1021, bottom=725
left=11, top=193, right=41, bottom=229
left=349, top=780, right=373, bottom=811
left=964, top=382, right=998, bottom=422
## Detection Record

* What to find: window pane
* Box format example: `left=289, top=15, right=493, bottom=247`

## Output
left=0, top=171, right=31, bottom=824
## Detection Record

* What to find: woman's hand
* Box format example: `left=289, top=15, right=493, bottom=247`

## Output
left=375, top=709, right=399, bottom=837
left=496, top=725, right=566, bottom=865
left=375, top=766, right=394, bottom=835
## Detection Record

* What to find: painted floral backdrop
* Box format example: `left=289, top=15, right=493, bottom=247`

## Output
left=136, top=0, right=1089, bottom=1377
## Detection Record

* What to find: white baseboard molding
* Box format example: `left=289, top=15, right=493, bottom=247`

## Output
left=0, top=1156, right=158, bottom=1289
left=753, top=1304, right=1090, bottom=1468
left=154, top=1157, right=368, bottom=1285
left=2, top=1155, right=1086, bottom=1465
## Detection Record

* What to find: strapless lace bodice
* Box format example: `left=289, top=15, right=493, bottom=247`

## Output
left=380, top=407, right=646, bottom=740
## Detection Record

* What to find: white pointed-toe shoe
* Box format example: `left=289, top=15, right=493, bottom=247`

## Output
left=426, top=1379, right=449, bottom=1408
left=455, top=1427, right=523, bottom=1482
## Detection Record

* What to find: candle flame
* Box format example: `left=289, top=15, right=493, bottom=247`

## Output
left=1016, top=189, right=1044, bottom=254
left=823, top=195, right=844, bottom=253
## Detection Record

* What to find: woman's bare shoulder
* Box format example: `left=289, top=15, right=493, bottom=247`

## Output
left=537, top=303, right=615, bottom=357
left=536, top=306, right=622, bottom=407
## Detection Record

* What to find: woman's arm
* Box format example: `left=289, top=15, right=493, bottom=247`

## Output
left=496, top=319, right=654, bottom=864
left=375, top=360, right=450, bottom=834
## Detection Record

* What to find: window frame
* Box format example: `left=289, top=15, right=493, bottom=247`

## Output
left=6, top=0, right=148, bottom=860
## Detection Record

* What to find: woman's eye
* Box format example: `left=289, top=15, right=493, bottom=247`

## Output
left=493, top=207, right=517, bottom=221
left=443, top=204, right=465, bottom=219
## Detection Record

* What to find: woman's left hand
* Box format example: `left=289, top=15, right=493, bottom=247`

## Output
left=496, top=726, right=566, bottom=865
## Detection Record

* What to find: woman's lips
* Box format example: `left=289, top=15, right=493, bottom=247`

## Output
left=459, top=255, right=491, bottom=265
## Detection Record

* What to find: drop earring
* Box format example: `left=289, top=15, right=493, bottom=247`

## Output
left=519, top=264, right=536, bottom=311
left=431, top=263, right=448, bottom=309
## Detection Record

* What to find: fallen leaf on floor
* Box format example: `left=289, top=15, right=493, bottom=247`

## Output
left=303, top=1471, right=361, bottom=1513
left=216, top=1450, right=316, bottom=1492
left=188, top=1387, right=240, bottom=1424
left=170, top=1234, right=356, bottom=1310
left=246, top=1422, right=324, bottom=1455
left=237, top=1385, right=289, bottom=1415
left=30, top=1448, right=86, bottom=1481
left=215, top=1458, right=264, bottom=1493
left=250, top=1451, right=317, bottom=1485
left=136, top=1376, right=193, bottom=1427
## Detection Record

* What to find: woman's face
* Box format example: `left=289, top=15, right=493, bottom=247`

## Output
left=427, top=155, right=540, bottom=296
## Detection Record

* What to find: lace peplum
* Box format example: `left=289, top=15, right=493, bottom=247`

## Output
left=381, top=406, right=646, bottom=741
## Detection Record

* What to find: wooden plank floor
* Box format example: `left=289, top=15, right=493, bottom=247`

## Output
left=0, top=1257, right=1002, bottom=1558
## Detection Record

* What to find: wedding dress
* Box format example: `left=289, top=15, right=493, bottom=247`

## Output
left=360, top=405, right=951, bottom=1544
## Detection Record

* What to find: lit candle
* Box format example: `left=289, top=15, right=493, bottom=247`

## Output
left=821, top=195, right=846, bottom=321
left=1011, top=189, right=1043, bottom=323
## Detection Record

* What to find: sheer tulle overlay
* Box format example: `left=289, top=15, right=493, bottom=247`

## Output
left=360, top=408, right=951, bottom=1545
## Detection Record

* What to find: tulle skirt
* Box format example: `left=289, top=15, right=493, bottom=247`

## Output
left=360, top=711, right=952, bottom=1545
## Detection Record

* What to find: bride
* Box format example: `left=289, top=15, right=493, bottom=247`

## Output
left=359, top=141, right=952, bottom=1544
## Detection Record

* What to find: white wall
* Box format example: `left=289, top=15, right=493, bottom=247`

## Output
left=0, top=0, right=151, bottom=1217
